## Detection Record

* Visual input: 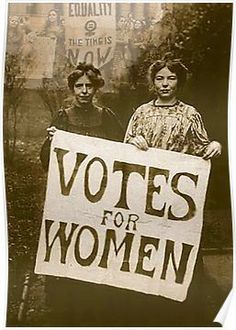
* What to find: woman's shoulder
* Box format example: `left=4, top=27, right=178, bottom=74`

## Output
left=93, top=104, right=117, bottom=119
left=95, top=105, right=124, bottom=139
left=51, top=107, right=71, bottom=125
left=177, top=100, right=201, bottom=118
left=54, top=107, right=69, bottom=117
left=133, top=100, right=154, bottom=115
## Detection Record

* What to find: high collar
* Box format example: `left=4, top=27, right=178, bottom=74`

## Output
left=153, top=98, right=179, bottom=107
left=72, top=99, right=95, bottom=112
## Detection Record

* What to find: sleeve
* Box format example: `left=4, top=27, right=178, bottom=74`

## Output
left=186, top=111, right=211, bottom=156
left=102, top=108, right=125, bottom=142
left=51, top=109, right=68, bottom=130
left=39, top=109, right=67, bottom=171
left=37, top=27, right=46, bottom=37
left=40, top=136, right=51, bottom=172
left=124, top=108, right=143, bottom=143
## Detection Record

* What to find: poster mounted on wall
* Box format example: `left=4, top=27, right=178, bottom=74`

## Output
left=65, top=3, right=116, bottom=68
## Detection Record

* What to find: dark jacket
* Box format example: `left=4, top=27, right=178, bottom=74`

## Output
left=40, top=102, right=124, bottom=171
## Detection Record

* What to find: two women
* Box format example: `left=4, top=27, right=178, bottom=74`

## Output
left=44, top=59, right=221, bottom=161
left=41, top=59, right=221, bottom=326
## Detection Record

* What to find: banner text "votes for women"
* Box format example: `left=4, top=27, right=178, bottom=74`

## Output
left=35, top=130, right=210, bottom=302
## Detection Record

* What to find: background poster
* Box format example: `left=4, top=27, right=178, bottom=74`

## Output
left=22, top=36, right=56, bottom=79
left=1, top=1, right=234, bottom=328
left=65, top=3, right=116, bottom=68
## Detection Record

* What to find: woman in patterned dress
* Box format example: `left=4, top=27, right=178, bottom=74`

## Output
left=123, top=58, right=222, bottom=326
left=124, top=59, right=221, bottom=159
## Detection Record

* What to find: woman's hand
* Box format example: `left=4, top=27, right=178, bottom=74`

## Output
left=203, top=141, right=222, bottom=160
left=47, top=126, right=57, bottom=140
left=129, top=135, right=149, bottom=151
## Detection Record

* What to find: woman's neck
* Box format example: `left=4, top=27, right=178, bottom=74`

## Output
left=154, top=97, right=178, bottom=106
left=73, top=99, right=94, bottom=111
left=49, top=21, right=57, bottom=28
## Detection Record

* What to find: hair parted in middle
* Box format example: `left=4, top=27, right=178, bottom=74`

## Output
left=46, top=9, right=61, bottom=26
left=67, top=62, right=105, bottom=91
left=148, top=53, right=189, bottom=90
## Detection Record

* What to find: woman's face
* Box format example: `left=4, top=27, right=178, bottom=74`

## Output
left=118, top=16, right=125, bottom=29
left=9, top=16, right=19, bottom=28
left=27, top=32, right=37, bottom=43
left=154, top=66, right=178, bottom=101
left=73, top=75, right=96, bottom=106
left=48, top=10, right=58, bottom=24
left=134, top=20, right=142, bottom=30
left=151, top=18, right=157, bottom=26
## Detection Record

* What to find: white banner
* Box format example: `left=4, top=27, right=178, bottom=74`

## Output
left=65, top=3, right=116, bottom=68
left=35, top=130, right=211, bottom=302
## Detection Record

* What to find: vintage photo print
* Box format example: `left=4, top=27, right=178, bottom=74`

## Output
left=2, top=1, right=233, bottom=327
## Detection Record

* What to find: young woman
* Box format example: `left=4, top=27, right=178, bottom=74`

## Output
left=7, top=16, right=24, bottom=56
left=124, top=59, right=221, bottom=159
left=39, top=9, right=66, bottom=76
left=123, top=58, right=222, bottom=326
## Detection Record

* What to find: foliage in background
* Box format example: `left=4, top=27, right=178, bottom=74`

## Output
left=104, top=3, right=232, bottom=212
left=37, top=60, right=74, bottom=118
left=4, top=53, right=26, bottom=163
left=127, top=3, right=232, bottom=87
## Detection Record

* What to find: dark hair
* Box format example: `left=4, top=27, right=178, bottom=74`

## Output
left=46, top=9, right=61, bottom=26
left=148, top=58, right=188, bottom=90
left=9, top=16, right=20, bottom=28
left=67, top=63, right=105, bottom=91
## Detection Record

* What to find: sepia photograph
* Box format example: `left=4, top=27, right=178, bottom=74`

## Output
left=2, top=1, right=233, bottom=327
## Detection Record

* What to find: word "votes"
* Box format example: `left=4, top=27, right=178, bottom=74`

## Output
left=54, top=147, right=199, bottom=221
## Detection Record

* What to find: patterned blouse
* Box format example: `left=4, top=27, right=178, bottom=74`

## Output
left=124, top=99, right=210, bottom=156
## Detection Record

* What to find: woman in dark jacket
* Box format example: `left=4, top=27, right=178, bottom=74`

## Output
left=40, top=62, right=123, bottom=171
left=40, top=63, right=126, bottom=326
